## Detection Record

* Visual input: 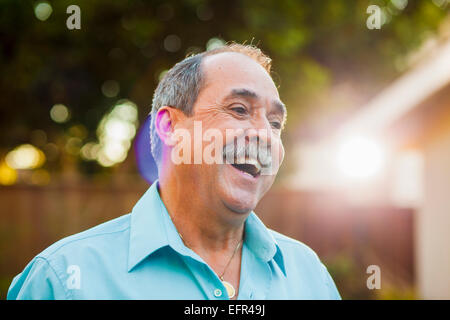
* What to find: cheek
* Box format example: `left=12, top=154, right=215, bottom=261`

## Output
left=271, top=136, right=285, bottom=167
left=279, top=141, right=285, bottom=164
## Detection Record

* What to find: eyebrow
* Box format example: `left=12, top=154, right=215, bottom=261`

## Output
left=228, top=88, right=258, bottom=99
left=226, top=88, right=287, bottom=118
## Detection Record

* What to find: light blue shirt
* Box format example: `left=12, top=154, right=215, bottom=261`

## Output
left=7, top=181, right=341, bottom=300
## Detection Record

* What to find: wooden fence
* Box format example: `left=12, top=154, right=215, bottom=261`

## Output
left=0, top=181, right=414, bottom=299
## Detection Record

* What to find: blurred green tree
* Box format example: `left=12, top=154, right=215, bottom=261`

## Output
left=0, top=0, right=448, bottom=175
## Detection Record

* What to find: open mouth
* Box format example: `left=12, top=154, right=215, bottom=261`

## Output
left=230, top=159, right=261, bottom=178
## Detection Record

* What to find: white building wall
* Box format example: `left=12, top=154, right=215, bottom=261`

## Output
left=417, top=128, right=450, bottom=299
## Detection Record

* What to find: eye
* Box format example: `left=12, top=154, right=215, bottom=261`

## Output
left=230, top=105, right=247, bottom=115
left=270, top=121, right=282, bottom=129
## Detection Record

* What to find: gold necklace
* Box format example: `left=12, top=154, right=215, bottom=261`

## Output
left=168, top=213, right=243, bottom=299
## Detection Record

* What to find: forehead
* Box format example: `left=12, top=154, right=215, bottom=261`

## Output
left=200, top=52, right=279, bottom=100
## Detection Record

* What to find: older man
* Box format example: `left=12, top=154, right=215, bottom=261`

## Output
left=8, top=43, right=340, bottom=300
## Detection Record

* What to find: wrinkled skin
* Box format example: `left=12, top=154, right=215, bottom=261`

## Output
left=158, top=52, right=286, bottom=223
left=154, top=52, right=287, bottom=297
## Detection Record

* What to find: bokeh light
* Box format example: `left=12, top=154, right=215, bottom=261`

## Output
left=5, top=144, right=46, bottom=170
left=94, top=100, right=139, bottom=167
left=50, top=104, right=70, bottom=123
left=34, top=2, right=52, bottom=21
left=164, top=34, right=181, bottom=53
left=206, top=37, right=225, bottom=51
left=0, top=161, right=17, bottom=185
left=158, top=70, right=168, bottom=81
left=80, top=142, right=100, bottom=161
left=336, top=136, right=385, bottom=180
left=101, top=80, right=120, bottom=98
left=65, top=137, right=82, bottom=156
left=391, top=0, right=408, bottom=11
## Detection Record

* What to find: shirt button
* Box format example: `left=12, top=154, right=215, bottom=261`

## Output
left=214, top=289, right=222, bottom=297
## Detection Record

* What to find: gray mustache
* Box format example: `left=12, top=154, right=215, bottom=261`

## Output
left=222, top=140, right=272, bottom=167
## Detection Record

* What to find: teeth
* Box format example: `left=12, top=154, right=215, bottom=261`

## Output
left=235, top=157, right=246, bottom=164
left=229, top=157, right=262, bottom=177
left=245, top=158, right=261, bottom=172
left=242, top=171, right=254, bottom=178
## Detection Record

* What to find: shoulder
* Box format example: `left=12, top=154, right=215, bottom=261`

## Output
left=268, top=229, right=342, bottom=299
left=37, top=213, right=131, bottom=260
left=268, top=228, right=322, bottom=262
left=7, top=214, right=132, bottom=299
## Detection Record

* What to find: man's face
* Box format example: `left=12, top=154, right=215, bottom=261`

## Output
left=171, top=52, right=286, bottom=216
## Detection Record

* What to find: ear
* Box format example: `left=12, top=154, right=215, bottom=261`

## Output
left=154, top=106, right=184, bottom=147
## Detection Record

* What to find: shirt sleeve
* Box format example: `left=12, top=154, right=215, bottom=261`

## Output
left=7, top=257, right=69, bottom=300
left=320, top=262, right=342, bottom=300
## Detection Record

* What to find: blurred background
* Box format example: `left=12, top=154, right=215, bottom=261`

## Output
left=1, top=0, right=449, bottom=300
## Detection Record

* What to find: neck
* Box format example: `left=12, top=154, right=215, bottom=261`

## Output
left=158, top=165, right=245, bottom=255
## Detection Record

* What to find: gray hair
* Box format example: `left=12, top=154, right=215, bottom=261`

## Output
left=149, top=44, right=273, bottom=170
left=149, top=54, right=203, bottom=169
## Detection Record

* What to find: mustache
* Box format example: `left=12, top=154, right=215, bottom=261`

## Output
left=222, top=138, right=272, bottom=167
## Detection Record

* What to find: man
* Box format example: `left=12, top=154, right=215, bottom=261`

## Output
left=8, top=43, right=341, bottom=299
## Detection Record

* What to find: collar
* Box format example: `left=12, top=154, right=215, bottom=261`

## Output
left=127, top=180, right=286, bottom=276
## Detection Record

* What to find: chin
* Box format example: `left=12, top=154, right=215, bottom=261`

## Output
left=214, top=163, right=274, bottom=216
left=218, top=189, right=260, bottom=215
left=222, top=197, right=258, bottom=215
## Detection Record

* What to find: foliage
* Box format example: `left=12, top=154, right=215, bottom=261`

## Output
left=0, top=0, right=448, bottom=175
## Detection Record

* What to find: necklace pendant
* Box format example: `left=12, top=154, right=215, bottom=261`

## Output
left=221, top=279, right=236, bottom=299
